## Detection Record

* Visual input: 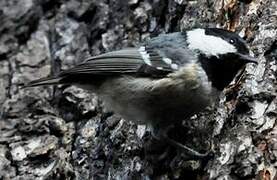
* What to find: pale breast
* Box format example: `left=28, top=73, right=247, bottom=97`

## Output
left=96, top=63, right=218, bottom=126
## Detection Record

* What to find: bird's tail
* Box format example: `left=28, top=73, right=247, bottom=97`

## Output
left=23, top=76, right=63, bottom=88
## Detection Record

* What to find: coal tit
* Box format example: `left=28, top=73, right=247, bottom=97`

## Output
left=25, top=28, right=257, bottom=157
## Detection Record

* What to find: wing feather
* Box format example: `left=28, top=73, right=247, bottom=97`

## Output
left=24, top=33, right=191, bottom=87
left=60, top=48, right=174, bottom=77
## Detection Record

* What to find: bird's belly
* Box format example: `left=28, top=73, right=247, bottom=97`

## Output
left=96, top=76, right=217, bottom=126
left=101, top=88, right=212, bottom=126
left=144, top=87, right=214, bottom=127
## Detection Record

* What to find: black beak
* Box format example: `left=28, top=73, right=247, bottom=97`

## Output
left=237, top=53, right=258, bottom=64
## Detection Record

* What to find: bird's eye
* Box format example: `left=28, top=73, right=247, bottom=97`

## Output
left=230, top=39, right=235, bottom=44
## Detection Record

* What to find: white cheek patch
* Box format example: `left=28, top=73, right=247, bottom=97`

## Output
left=187, top=29, right=237, bottom=57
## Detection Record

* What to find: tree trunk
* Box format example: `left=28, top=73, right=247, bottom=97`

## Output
left=0, top=0, right=276, bottom=179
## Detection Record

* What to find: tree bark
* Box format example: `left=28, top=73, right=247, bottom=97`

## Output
left=0, top=0, right=276, bottom=179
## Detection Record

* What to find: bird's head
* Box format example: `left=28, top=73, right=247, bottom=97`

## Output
left=186, top=28, right=257, bottom=90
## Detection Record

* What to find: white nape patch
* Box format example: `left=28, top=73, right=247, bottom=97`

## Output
left=162, top=57, right=172, bottom=64
left=187, top=29, right=237, bottom=56
left=138, top=46, right=152, bottom=65
left=171, top=63, right=178, bottom=70
left=157, top=67, right=164, bottom=70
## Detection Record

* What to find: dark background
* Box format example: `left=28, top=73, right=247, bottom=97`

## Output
left=0, top=0, right=276, bottom=179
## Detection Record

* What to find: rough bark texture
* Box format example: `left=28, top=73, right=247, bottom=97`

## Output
left=0, top=0, right=276, bottom=179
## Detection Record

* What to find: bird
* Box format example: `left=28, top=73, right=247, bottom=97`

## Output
left=24, top=28, right=257, bottom=158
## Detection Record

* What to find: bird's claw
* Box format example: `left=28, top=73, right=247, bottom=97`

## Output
left=151, top=126, right=214, bottom=160
left=162, top=135, right=213, bottom=159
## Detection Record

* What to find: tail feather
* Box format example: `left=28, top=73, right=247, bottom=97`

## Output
left=23, top=76, right=62, bottom=88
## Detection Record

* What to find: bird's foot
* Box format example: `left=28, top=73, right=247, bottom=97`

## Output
left=152, top=125, right=213, bottom=160
left=162, top=135, right=213, bottom=160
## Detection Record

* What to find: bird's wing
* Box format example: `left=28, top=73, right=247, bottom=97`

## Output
left=24, top=42, right=192, bottom=87
left=60, top=47, right=181, bottom=78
